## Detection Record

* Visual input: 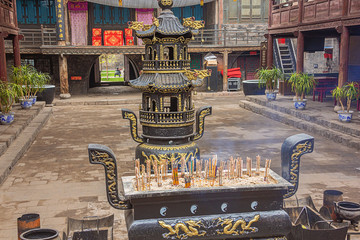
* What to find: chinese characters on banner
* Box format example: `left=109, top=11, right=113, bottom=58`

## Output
left=260, top=42, right=268, bottom=69
left=55, top=0, right=66, bottom=41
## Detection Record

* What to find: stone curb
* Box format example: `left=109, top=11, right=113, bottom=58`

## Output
left=245, top=96, right=360, bottom=138
left=239, top=100, right=360, bottom=150
left=53, top=92, right=242, bottom=106
left=0, top=107, right=53, bottom=185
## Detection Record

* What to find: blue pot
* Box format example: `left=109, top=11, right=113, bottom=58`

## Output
left=338, top=111, right=353, bottom=122
left=30, top=96, right=37, bottom=105
left=0, top=112, right=14, bottom=125
left=20, top=99, right=33, bottom=109
left=266, top=92, right=277, bottom=101
left=294, top=100, right=307, bottom=110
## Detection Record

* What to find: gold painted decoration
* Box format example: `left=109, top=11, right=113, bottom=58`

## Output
left=161, top=0, right=173, bottom=6
left=183, top=17, right=205, bottom=30
left=128, top=21, right=144, bottom=31
left=141, top=142, right=197, bottom=151
left=283, top=141, right=313, bottom=199
left=159, top=220, right=206, bottom=239
left=216, top=215, right=260, bottom=235
left=153, top=17, right=160, bottom=27
left=193, top=107, right=212, bottom=141
left=88, top=148, right=131, bottom=210
left=142, top=38, right=152, bottom=45
left=143, top=24, right=152, bottom=31
left=123, top=111, right=144, bottom=143
left=184, top=69, right=211, bottom=81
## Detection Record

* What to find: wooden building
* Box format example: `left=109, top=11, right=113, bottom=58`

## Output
left=267, top=0, right=360, bottom=87
left=0, top=0, right=21, bottom=82
left=3, top=0, right=268, bottom=96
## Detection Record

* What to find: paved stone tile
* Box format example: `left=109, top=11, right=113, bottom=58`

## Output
left=0, top=94, right=359, bottom=239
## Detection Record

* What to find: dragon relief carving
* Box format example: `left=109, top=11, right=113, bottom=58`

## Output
left=183, top=17, right=205, bottom=30
left=216, top=215, right=260, bottom=235
left=128, top=21, right=144, bottom=31
left=159, top=220, right=206, bottom=239
left=283, top=141, right=313, bottom=199
left=88, top=147, right=131, bottom=210
left=184, top=69, right=211, bottom=81
left=122, top=110, right=144, bottom=143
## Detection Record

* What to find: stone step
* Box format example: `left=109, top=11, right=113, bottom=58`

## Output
left=242, top=96, right=360, bottom=141
left=0, top=105, right=52, bottom=185
left=239, top=99, right=360, bottom=149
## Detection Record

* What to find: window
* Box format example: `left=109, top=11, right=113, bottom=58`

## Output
left=224, top=0, right=268, bottom=23
left=163, top=96, right=178, bottom=112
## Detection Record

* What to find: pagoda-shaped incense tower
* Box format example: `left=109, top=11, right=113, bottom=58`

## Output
left=122, top=0, right=212, bottom=165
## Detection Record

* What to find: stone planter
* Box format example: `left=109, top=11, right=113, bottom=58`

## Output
left=243, top=80, right=266, bottom=96
left=36, top=85, right=55, bottom=105
left=337, top=110, right=353, bottom=123
left=0, top=112, right=14, bottom=125
left=20, top=99, right=33, bottom=109
left=294, top=99, right=307, bottom=110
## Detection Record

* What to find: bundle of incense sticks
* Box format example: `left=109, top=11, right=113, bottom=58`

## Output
left=264, top=159, right=272, bottom=182
left=172, top=163, right=179, bottom=185
left=141, top=165, right=146, bottom=191
left=246, top=157, right=252, bottom=177
left=196, top=159, right=200, bottom=178
left=146, top=160, right=151, bottom=189
left=181, top=157, right=186, bottom=178
left=219, top=161, right=224, bottom=186
left=236, top=157, right=243, bottom=178
left=135, top=166, right=140, bottom=191
left=256, top=155, right=261, bottom=175
left=184, top=175, right=191, bottom=188
left=190, top=157, right=195, bottom=176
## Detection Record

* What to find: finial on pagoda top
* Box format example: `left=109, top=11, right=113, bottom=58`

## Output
left=158, top=0, right=173, bottom=10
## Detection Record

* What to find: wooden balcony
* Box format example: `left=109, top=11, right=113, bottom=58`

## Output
left=269, top=0, right=360, bottom=34
left=140, top=109, right=195, bottom=125
left=0, top=0, right=18, bottom=34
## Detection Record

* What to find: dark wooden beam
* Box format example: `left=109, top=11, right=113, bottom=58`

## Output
left=13, top=35, right=21, bottom=67
left=0, top=32, right=8, bottom=81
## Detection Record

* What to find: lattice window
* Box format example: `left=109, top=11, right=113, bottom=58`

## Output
left=0, top=0, right=13, bottom=9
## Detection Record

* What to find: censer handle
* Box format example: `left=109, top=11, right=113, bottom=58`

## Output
left=122, top=109, right=144, bottom=143
left=281, top=133, right=314, bottom=199
left=193, top=106, right=212, bottom=141
left=88, top=144, right=132, bottom=210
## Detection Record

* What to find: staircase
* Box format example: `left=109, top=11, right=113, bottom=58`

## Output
left=274, top=39, right=296, bottom=78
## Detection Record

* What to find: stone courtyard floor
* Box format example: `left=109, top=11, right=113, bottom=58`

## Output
left=0, top=92, right=360, bottom=239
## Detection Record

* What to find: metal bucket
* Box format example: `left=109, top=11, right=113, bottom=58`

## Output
left=20, top=228, right=60, bottom=240
left=17, top=213, right=40, bottom=240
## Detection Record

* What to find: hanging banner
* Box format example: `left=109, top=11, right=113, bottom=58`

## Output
left=260, top=41, right=268, bottom=69
left=55, top=0, right=66, bottom=41
left=85, top=0, right=215, bottom=8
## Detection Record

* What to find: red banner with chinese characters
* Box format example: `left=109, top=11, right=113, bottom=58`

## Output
left=68, top=2, right=88, bottom=11
left=92, top=37, right=102, bottom=46
left=104, top=30, right=123, bottom=46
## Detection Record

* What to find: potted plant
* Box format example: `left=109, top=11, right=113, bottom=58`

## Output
left=288, top=72, right=316, bottom=110
left=256, top=67, right=283, bottom=101
left=10, top=65, right=36, bottom=109
left=0, top=81, right=19, bottom=125
left=30, top=71, right=51, bottom=105
left=332, top=82, right=360, bottom=122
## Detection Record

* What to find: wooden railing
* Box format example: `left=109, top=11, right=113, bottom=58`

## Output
left=143, top=60, right=191, bottom=70
left=15, top=26, right=57, bottom=48
left=190, top=28, right=265, bottom=46
left=270, top=0, right=360, bottom=28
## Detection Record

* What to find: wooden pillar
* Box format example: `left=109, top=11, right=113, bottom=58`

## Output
left=13, top=35, right=21, bottom=67
left=0, top=33, right=8, bottom=82
left=59, top=55, right=71, bottom=99
left=339, top=26, right=349, bottom=87
left=267, top=34, right=273, bottom=68
left=223, top=50, right=229, bottom=91
left=296, top=31, right=304, bottom=73
left=298, top=0, right=304, bottom=24
left=268, top=0, right=273, bottom=28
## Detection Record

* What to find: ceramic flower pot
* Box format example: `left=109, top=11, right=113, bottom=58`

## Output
left=30, top=96, right=37, bottom=105
left=0, top=112, right=14, bottom=125
left=337, top=110, right=353, bottom=123
left=20, top=98, right=33, bottom=109
left=294, top=99, right=307, bottom=110
left=266, top=91, right=277, bottom=101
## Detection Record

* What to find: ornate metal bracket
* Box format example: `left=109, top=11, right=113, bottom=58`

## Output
left=183, top=17, right=205, bottom=30
left=192, top=106, right=212, bottom=141
left=88, top=144, right=132, bottom=210
left=128, top=21, right=144, bottom=31
left=122, top=109, right=144, bottom=143
left=281, top=133, right=314, bottom=199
